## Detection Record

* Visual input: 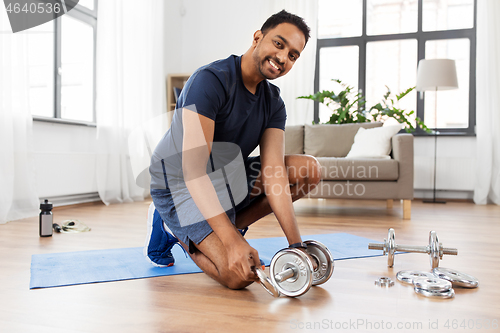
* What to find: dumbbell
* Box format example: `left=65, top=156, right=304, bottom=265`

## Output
left=368, top=228, right=458, bottom=268
left=256, top=240, right=334, bottom=297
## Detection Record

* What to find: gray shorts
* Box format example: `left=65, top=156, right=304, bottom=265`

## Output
left=150, top=156, right=261, bottom=254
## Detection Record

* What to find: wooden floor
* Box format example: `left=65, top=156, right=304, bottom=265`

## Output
left=1, top=199, right=499, bottom=333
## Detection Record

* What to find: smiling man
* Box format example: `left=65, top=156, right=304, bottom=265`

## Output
left=146, top=10, right=321, bottom=290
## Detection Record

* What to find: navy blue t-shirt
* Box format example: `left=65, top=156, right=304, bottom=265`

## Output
left=178, top=54, right=286, bottom=158
left=150, top=55, right=286, bottom=189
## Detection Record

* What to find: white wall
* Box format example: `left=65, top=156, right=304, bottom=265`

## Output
left=414, top=136, right=476, bottom=199
left=164, top=0, right=267, bottom=74
left=32, top=121, right=99, bottom=204
left=163, top=0, right=476, bottom=200
left=32, top=0, right=267, bottom=205
left=33, top=1, right=476, bottom=203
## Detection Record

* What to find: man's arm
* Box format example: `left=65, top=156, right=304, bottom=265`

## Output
left=182, top=108, right=260, bottom=281
left=259, top=128, right=303, bottom=245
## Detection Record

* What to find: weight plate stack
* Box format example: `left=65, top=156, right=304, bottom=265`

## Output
left=432, top=267, right=479, bottom=288
left=269, top=248, right=313, bottom=297
left=396, top=270, right=436, bottom=284
left=414, top=287, right=455, bottom=299
left=412, top=276, right=454, bottom=299
left=413, top=277, right=452, bottom=292
left=304, top=240, right=334, bottom=286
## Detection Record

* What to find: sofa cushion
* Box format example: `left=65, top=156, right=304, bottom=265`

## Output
left=284, top=125, right=304, bottom=154
left=304, top=122, right=383, bottom=157
left=345, top=125, right=402, bottom=159
left=316, top=157, right=399, bottom=180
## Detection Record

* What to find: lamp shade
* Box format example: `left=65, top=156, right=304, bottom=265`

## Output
left=416, top=59, right=458, bottom=91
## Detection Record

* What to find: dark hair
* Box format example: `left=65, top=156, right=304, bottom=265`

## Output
left=260, top=10, right=311, bottom=47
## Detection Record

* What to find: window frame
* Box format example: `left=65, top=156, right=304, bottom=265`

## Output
left=314, top=0, right=477, bottom=136
left=33, top=0, right=98, bottom=127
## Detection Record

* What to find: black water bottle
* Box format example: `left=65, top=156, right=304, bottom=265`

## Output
left=39, top=199, right=53, bottom=237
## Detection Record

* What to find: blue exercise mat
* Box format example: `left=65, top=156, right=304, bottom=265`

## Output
left=30, top=233, right=391, bottom=289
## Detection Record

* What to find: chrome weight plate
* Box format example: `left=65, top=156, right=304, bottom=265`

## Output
left=414, top=287, right=455, bottom=299
left=270, top=248, right=313, bottom=297
left=413, top=277, right=452, bottom=292
left=429, top=231, right=440, bottom=268
left=432, top=267, right=479, bottom=288
left=255, top=267, right=280, bottom=297
left=387, top=228, right=396, bottom=267
left=304, top=240, right=334, bottom=286
left=396, top=270, right=436, bottom=284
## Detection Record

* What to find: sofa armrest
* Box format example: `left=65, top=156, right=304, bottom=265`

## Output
left=392, top=133, right=414, bottom=199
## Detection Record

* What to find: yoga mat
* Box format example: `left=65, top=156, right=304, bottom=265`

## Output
left=30, top=233, right=396, bottom=289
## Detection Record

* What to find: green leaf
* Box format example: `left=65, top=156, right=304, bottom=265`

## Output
left=396, top=86, right=415, bottom=101
left=383, top=86, right=391, bottom=100
left=298, top=80, right=429, bottom=132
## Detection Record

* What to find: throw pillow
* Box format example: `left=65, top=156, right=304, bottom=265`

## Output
left=304, top=122, right=383, bottom=157
left=345, top=125, right=403, bottom=159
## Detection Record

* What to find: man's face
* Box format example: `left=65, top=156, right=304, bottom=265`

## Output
left=252, top=23, right=306, bottom=80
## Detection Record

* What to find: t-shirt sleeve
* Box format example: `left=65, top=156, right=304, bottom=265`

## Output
left=177, top=70, right=226, bottom=120
left=265, top=96, right=287, bottom=131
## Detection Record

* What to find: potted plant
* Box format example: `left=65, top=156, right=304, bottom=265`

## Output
left=298, top=79, right=431, bottom=133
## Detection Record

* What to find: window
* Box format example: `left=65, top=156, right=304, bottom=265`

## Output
left=424, top=38, right=470, bottom=128
left=318, top=0, right=363, bottom=38
left=31, top=0, right=97, bottom=125
left=27, top=21, right=54, bottom=118
left=366, top=39, right=418, bottom=114
left=367, top=0, right=418, bottom=35
left=318, top=46, right=359, bottom=123
left=316, top=0, right=476, bottom=135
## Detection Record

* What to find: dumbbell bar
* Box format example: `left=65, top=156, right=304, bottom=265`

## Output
left=368, top=228, right=458, bottom=268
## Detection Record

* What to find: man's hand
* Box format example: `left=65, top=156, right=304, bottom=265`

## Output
left=227, top=239, right=261, bottom=282
left=296, top=248, right=319, bottom=271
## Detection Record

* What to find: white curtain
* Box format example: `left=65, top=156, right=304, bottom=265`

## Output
left=263, top=0, right=319, bottom=126
left=0, top=13, right=40, bottom=224
left=95, top=0, right=166, bottom=205
left=474, top=0, right=500, bottom=205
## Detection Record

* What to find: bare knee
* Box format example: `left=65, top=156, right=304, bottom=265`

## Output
left=225, top=278, right=253, bottom=290
left=298, top=155, right=321, bottom=193
left=219, top=269, right=254, bottom=290
left=286, top=155, right=321, bottom=185
left=305, top=155, right=321, bottom=186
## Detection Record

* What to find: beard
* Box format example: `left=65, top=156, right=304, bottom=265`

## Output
left=252, top=46, right=283, bottom=80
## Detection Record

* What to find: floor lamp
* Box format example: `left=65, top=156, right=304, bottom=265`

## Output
left=416, top=59, right=458, bottom=204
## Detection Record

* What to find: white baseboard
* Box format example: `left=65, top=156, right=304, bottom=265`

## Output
left=414, top=189, right=474, bottom=200
left=40, top=192, right=101, bottom=207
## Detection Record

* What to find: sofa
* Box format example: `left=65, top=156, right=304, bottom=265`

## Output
left=284, top=122, right=414, bottom=219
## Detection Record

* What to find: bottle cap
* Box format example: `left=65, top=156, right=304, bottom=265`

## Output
left=40, top=199, right=53, bottom=211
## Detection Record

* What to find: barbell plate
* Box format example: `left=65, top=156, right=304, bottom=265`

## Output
left=255, top=267, right=280, bottom=297
left=396, top=270, right=436, bottom=284
left=387, top=228, right=396, bottom=267
left=412, top=277, right=452, bottom=292
left=414, top=287, right=455, bottom=299
left=269, top=248, right=313, bottom=297
left=304, top=240, right=334, bottom=286
left=429, top=231, right=440, bottom=268
left=432, top=267, right=479, bottom=288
